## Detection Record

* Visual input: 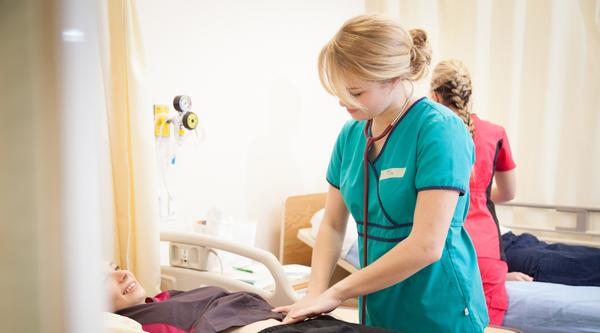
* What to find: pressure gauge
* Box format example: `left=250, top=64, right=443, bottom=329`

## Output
left=182, top=112, right=198, bottom=130
left=173, top=95, right=192, bottom=112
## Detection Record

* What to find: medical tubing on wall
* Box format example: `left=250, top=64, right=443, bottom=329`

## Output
left=207, top=249, right=223, bottom=275
left=157, top=117, right=176, bottom=197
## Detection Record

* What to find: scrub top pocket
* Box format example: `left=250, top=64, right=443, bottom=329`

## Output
left=377, top=170, right=416, bottom=225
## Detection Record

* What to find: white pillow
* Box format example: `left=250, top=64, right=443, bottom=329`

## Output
left=103, top=312, right=149, bottom=333
left=310, top=209, right=357, bottom=257
left=499, top=224, right=512, bottom=235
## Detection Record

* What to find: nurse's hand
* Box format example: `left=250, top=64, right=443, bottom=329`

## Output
left=506, top=271, right=533, bottom=282
left=272, top=294, right=318, bottom=324
left=272, top=289, right=343, bottom=324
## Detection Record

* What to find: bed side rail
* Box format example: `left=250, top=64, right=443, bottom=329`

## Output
left=498, top=202, right=600, bottom=233
left=160, top=230, right=298, bottom=306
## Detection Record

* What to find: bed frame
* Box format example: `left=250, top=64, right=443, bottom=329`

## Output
left=159, top=228, right=522, bottom=333
left=155, top=192, right=541, bottom=333
left=496, top=202, right=600, bottom=248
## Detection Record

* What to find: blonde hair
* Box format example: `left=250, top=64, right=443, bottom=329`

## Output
left=318, top=14, right=432, bottom=110
left=430, top=59, right=475, bottom=136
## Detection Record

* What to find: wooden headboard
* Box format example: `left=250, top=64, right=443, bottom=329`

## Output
left=279, top=192, right=326, bottom=265
left=279, top=192, right=356, bottom=304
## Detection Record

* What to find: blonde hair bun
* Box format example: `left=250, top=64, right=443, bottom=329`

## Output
left=409, top=29, right=432, bottom=80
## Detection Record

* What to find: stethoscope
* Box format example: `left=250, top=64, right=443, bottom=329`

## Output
left=360, top=81, right=414, bottom=322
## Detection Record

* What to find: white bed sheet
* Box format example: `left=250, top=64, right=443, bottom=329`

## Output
left=503, top=280, right=600, bottom=333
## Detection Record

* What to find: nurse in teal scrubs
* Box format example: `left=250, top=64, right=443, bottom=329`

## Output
left=273, top=14, right=488, bottom=333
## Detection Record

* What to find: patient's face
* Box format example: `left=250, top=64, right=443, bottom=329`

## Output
left=106, top=263, right=147, bottom=311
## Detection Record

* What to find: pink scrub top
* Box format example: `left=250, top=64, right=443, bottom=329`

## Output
left=465, top=114, right=516, bottom=261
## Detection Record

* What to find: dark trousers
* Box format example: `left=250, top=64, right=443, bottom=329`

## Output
left=259, top=316, right=399, bottom=333
left=502, top=232, right=600, bottom=286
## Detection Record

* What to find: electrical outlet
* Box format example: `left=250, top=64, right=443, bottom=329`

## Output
left=167, top=195, right=176, bottom=218
left=158, top=195, right=176, bottom=222
left=169, top=242, right=209, bottom=271
left=180, top=248, right=189, bottom=264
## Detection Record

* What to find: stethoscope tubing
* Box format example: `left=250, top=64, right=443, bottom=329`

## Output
left=360, top=82, right=414, bottom=322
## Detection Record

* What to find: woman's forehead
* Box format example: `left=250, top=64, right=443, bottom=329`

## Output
left=345, top=78, right=380, bottom=90
left=341, top=74, right=361, bottom=86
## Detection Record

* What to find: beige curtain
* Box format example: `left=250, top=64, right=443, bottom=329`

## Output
left=100, top=0, right=160, bottom=295
left=366, top=0, right=600, bottom=208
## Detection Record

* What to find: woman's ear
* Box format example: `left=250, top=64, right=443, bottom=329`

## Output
left=390, top=77, right=403, bottom=88
left=388, top=77, right=405, bottom=94
left=431, top=91, right=441, bottom=103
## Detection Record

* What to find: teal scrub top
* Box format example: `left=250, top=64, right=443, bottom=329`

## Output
left=326, top=97, right=489, bottom=333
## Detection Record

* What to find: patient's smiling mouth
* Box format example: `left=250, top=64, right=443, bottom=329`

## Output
left=123, top=281, right=136, bottom=295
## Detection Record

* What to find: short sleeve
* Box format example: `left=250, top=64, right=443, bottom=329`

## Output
left=326, top=123, right=349, bottom=189
left=496, top=128, right=516, bottom=172
left=415, top=112, right=474, bottom=195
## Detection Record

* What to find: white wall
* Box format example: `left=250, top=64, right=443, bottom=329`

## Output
left=137, top=1, right=365, bottom=253
left=138, top=1, right=600, bottom=255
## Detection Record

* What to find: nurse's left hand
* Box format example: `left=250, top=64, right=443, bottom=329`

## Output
left=282, top=289, right=343, bottom=324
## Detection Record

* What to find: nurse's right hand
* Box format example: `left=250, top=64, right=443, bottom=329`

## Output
left=271, top=293, right=320, bottom=324
left=272, top=288, right=343, bottom=324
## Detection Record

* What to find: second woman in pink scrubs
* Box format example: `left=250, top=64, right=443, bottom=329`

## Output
left=430, top=59, right=532, bottom=325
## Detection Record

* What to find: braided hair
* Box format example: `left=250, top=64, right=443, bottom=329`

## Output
left=430, top=59, right=475, bottom=137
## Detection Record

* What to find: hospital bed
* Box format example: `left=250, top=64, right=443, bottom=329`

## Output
left=106, top=226, right=523, bottom=333
left=106, top=230, right=356, bottom=333
left=280, top=193, right=600, bottom=333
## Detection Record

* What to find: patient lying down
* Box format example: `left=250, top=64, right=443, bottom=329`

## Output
left=106, top=263, right=394, bottom=333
